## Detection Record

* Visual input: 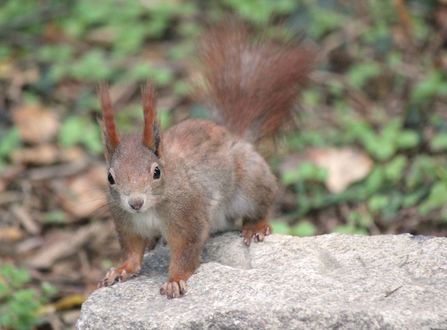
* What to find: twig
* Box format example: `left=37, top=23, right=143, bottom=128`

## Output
left=11, top=205, right=40, bottom=235
left=0, top=192, right=22, bottom=206
left=25, top=160, right=90, bottom=181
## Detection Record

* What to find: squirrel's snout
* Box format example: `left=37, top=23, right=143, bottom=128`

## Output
left=128, top=196, right=144, bottom=211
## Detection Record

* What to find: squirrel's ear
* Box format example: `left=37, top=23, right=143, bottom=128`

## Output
left=141, top=83, right=160, bottom=156
left=97, top=117, right=113, bottom=163
left=98, top=84, right=119, bottom=161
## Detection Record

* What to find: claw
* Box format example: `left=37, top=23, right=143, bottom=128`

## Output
left=160, top=280, right=188, bottom=299
left=241, top=222, right=271, bottom=246
left=98, top=266, right=139, bottom=288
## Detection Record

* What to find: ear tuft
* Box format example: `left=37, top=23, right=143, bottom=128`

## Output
left=98, top=83, right=119, bottom=153
left=141, top=83, right=160, bottom=155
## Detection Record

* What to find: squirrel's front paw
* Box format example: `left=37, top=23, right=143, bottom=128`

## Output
left=98, top=267, right=138, bottom=288
left=159, top=280, right=187, bottom=299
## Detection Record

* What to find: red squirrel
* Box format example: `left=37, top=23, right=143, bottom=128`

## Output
left=97, top=22, right=313, bottom=298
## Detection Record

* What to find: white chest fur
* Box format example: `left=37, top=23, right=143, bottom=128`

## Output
left=130, top=209, right=162, bottom=238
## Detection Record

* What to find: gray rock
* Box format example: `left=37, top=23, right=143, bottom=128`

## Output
left=77, top=233, right=447, bottom=330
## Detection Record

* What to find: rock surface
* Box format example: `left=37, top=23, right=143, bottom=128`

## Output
left=78, top=233, right=447, bottom=329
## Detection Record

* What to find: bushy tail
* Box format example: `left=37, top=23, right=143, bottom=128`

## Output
left=200, top=20, right=314, bottom=141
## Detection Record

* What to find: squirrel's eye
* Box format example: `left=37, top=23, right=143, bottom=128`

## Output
left=153, top=166, right=161, bottom=180
left=107, top=172, right=115, bottom=185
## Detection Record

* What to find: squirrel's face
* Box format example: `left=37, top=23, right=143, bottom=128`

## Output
left=106, top=135, right=164, bottom=214
left=99, top=83, right=162, bottom=214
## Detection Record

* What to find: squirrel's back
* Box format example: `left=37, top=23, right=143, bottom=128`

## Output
left=162, top=119, right=276, bottom=233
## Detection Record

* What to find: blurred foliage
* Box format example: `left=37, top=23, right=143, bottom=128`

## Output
left=0, top=0, right=446, bottom=327
left=0, top=264, right=56, bottom=330
left=275, top=0, right=447, bottom=236
left=1, top=0, right=446, bottom=238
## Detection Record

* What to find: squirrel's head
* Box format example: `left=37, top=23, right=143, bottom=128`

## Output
left=98, top=83, right=164, bottom=214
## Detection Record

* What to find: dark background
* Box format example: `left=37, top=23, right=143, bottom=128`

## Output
left=0, top=0, right=446, bottom=329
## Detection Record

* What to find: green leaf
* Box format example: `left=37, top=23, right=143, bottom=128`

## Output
left=308, top=6, right=344, bottom=39
left=365, top=138, right=395, bottom=160
left=290, top=221, right=316, bottom=237
left=364, top=168, right=385, bottom=194
left=173, top=80, right=190, bottom=97
left=0, top=128, right=21, bottom=159
left=40, top=282, right=57, bottom=299
left=396, top=130, right=420, bottom=149
left=69, top=50, right=111, bottom=81
left=281, top=162, right=327, bottom=185
left=405, top=155, right=436, bottom=189
left=347, top=62, right=381, bottom=88
left=270, top=221, right=290, bottom=235
left=127, top=62, right=153, bottom=81
left=59, top=117, right=102, bottom=154
left=402, top=189, right=426, bottom=208
left=359, top=121, right=398, bottom=160
left=148, top=67, right=174, bottom=87
left=381, top=191, right=403, bottom=219
left=368, top=194, right=388, bottom=213
left=115, top=24, right=146, bottom=54
left=418, top=182, right=447, bottom=215
left=334, top=225, right=367, bottom=235
left=384, top=155, right=407, bottom=183
left=430, top=132, right=447, bottom=151
left=411, top=71, right=447, bottom=103
left=41, top=210, right=67, bottom=224
left=348, top=210, right=372, bottom=227
left=223, top=0, right=296, bottom=25
left=0, top=282, right=8, bottom=297
left=37, top=45, right=73, bottom=63
left=158, top=110, right=171, bottom=130
left=0, top=265, right=30, bottom=289
left=328, top=80, right=344, bottom=97
left=302, top=89, right=321, bottom=107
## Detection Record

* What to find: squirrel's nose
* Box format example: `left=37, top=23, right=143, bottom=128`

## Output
left=128, top=197, right=144, bottom=211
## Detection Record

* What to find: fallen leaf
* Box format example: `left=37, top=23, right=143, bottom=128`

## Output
left=0, top=226, right=23, bottom=242
left=59, top=147, right=86, bottom=162
left=37, top=294, right=86, bottom=316
left=54, top=293, right=86, bottom=310
left=86, top=27, right=115, bottom=44
left=12, top=105, right=59, bottom=144
left=54, top=164, right=107, bottom=219
left=12, top=144, right=59, bottom=165
left=61, top=310, right=81, bottom=325
left=12, top=145, right=85, bottom=166
left=0, top=59, right=15, bottom=79
left=43, top=23, right=67, bottom=42
left=308, top=148, right=373, bottom=193
left=10, top=205, right=41, bottom=235
left=27, top=223, right=103, bottom=269
left=435, top=4, right=447, bottom=31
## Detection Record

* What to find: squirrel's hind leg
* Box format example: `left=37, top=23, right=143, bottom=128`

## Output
left=241, top=218, right=272, bottom=246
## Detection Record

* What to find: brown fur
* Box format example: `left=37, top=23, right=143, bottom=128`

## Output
left=201, top=19, right=314, bottom=141
left=141, top=84, right=160, bottom=154
left=242, top=218, right=271, bottom=246
left=98, top=84, right=119, bottom=151
left=98, top=22, right=313, bottom=299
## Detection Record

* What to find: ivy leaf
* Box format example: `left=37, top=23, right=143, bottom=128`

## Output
left=290, top=221, right=316, bottom=236
left=418, top=182, right=447, bottom=215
